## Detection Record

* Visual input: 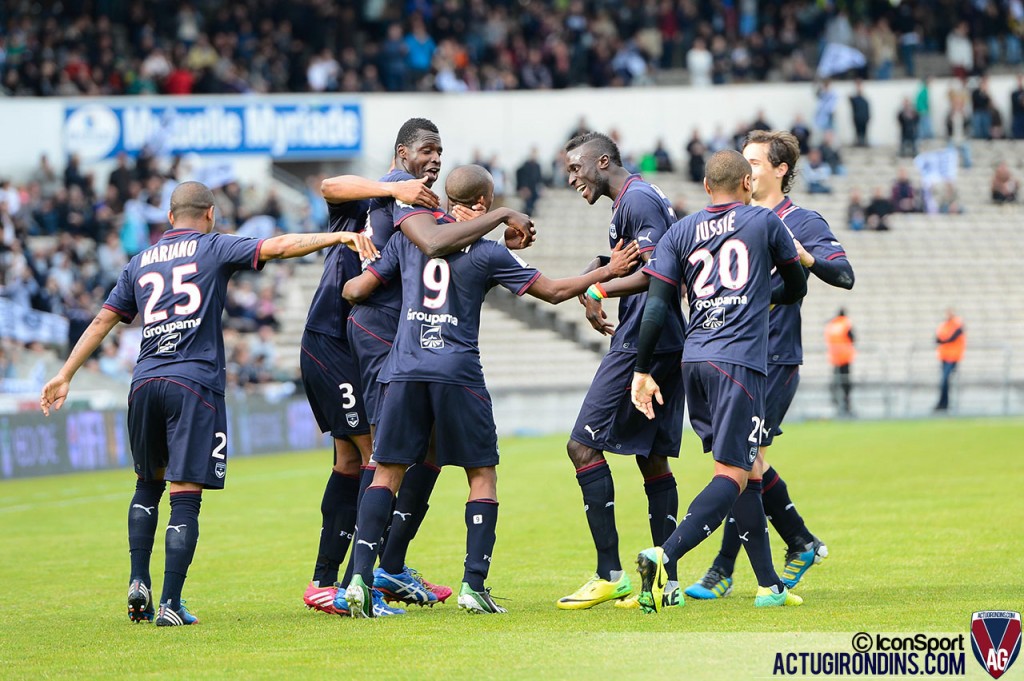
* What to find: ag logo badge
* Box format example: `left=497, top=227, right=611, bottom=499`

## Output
left=971, top=611, right=1021, bottom=679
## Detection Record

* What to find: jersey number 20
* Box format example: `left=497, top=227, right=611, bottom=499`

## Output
left=688, top=239, right=750, bottom=298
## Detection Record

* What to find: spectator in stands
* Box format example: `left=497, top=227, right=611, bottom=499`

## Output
left=916, top=77, right=933, bottom=140
left=818, top=131, right=845, bottom=176
left=1012, top=75, right=1024, bottom=140
left=30, top=155, right=60, bottom=199
left=937, top=182, right=964, bottom=215
left=866, top=186, right=893, bottom=231
left=686, top=130, right=707, bottom=183
left=847, top=188, right=866, bottom=231
left=871, top=17, right=897, bottom=80
left=947, top=80, right=973, bottom=168
left=971, top=77, right=994, bottom=140
left=934, top=309, right=966, bottom=413
left=515, top=148, right=544, bottom=215
left=991, top=161, right=1020, bottom=204
left=804, top=148, right=833, bottom=194
left=405, top=14, right=437, bottom=87
left=824, top=309, right=856, bottom=418
left=814, top=79, right=839, bottom=132
left=652, top=139, right=673, bottom=173
left=790, top=114, right=811, bottom=155
left=898, top=97, right=920, bottom=158
left=687, top=37, right=713, bottom=87
left=891, top=167, right=918, bottom=212
left=946, top=21, right=974, bottom=78
left=849, top=79, right=871, bottom=147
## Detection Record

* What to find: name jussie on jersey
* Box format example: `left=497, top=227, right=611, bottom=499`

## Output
left=694, top=210, right=737, bottom=242
left=139, top=239, right=199, bottom=267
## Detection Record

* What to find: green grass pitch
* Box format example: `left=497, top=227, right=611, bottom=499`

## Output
left=1, top=419, right=1022, bottom=679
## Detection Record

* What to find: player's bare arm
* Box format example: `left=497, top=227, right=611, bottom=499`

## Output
left=321, top=175, right=439, bottom=209
left=342, top=270, right=382, bottom=305
left=524, top=240, right=640, bottom=304
left=259, top=231, right=379, bottom=262
left=40, top=307, right=122, bottom=416
left=578, top=248, right=652, bottom=335
left=450, top=202, right=536, bottom=250
left=401, top=207, right=534, bottom=258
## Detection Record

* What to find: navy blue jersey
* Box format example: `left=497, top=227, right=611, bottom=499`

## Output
left=103, top=228, right=264, bottom=394
left=767, top=197, right=848, bottom=365
left=607, top=175, right=685, bottom=354
left=304, top=199, right=368, bottom=338
left=359, top=168, right=417, bottom=313
left=369, top=227, right=540, bottom=387
left=644, top=202, right=799, bottom=375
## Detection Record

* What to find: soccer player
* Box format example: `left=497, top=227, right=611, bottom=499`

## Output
left=340, top=118, right=536, bottom=610
left=341, top=164, right=640, bottom=617
left=686, top=131, right=855, bottom=601
left=556, top=132, right=687, bottom=610
left=301, top=172, right=441, bottom=616
left=631, top=150, right=808, bottom=613
left=38, top=181, right=378, bottom=626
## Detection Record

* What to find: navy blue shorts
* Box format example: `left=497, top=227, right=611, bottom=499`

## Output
left=682, top=361, right=766, bottom=471
left=127, top=377, right=229, bottom=489
left=347, top=305, right=399, bottom=426
left=300, top=329, right=370, bottom=439
left=570, top=350, right=684, bottom=458
left=374, top=381, right=499, bottom=468
left=763, top=364, right=800, bottom=447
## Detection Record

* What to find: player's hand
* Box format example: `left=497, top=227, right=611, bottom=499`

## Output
left=338, top=232, right=380, bottom=261
left=451, top=203, right=486, bottom=222
left=392, top=177, right=439, bottom=208
left=608, top=239, right=640, bottom=277
left=794, top=238, right=815, bottom=268
left=631, top=372, right=663, bottom=420
left=40, top=374, right=70, bottom=417
left=583, top=297, right=615, bottom=335
left=503, top=210, right=536, bottom=250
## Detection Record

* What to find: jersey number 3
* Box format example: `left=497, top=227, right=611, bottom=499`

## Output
left=138, top=264, right=201, bottom=325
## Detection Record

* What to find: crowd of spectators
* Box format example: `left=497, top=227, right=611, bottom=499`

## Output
left=0, top=150, right=293, bottom=393
left=2, top=0, right=1023, bottom=97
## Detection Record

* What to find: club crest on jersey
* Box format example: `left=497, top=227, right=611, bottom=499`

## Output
left=972, top=611, right=1021, bottom=679
left=420, top=324, right=444, bottom=349
left=609, top=223, right=618, bottom=240
left=702, top=307, right=726, bottom=330
left=214, top=461, right=226, bottom=479
left=157, top=332, right=181, bottom=354
left=346, top=412, right=360, bottom=428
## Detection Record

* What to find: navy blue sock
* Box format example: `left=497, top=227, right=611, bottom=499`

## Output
left=160, top=491, right=202, bottom=610
left=463, top=499, right=498, bottom=591
left=352, top=486, right=394, bottom=585
left=663, top=476, right=740, bottom=563
left=762, top=466, right=812, bottom=552
left=128, top=479, right=166, bottom=588
left=312, top=471, right=359, bottom=586
left=733, top=479, right=784, bottom=590
left=712, top=516, right=742, bottom=576
left=643, top=473, right=679, bottom=582
left=576, top=461, right=621, bottom=580
left=379, top=462, right=440, bottom=574
left=339, top=465, right=377, bottom=588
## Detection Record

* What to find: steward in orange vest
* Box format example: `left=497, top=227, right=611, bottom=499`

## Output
left=936, top=313, right=966, bottom=364
left=824, top=311, right=856, bottom=367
